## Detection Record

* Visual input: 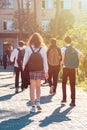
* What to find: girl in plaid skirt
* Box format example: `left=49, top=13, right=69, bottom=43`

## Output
left=23, top=32, right=48, bottom=112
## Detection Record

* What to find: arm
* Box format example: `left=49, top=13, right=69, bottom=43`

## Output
left=61, top=47, right=66, bottom=65
left=10, top=49, right=16, bottom=63
left=22, top=47, right=31, bottom=71
left=41, top=47, right=49, bottom=79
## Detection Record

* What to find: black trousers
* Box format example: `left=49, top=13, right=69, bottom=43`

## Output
left=14, top=67, right=23, bottom=89
left=48, top=65, right=60, bottom=93
left=62, top=68, right=76, bottom=103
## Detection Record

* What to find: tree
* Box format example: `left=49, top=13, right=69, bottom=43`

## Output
left=14, top=0, right=39, bottom=40
left=48, top=10, right=75, bottom=38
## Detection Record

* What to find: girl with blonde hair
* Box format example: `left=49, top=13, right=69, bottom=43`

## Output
left=23, top=32, right=48, bottom=112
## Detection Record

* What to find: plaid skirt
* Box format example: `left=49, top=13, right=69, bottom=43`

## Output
left=29, top=70, right=45, bottom=80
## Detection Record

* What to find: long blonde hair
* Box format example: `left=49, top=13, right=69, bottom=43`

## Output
left=27, top=32, right=47, bottom=48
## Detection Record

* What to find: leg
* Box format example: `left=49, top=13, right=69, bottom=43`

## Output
left=36, top=79, right=42, bottom=110
left=14, top=67, right=20, bottom=93
left=53, top=66, right=60, bottom=93
left=20, top=69, right=25, bottom=90
left=48, top=65, right=54, bottom=94
left=48, top=65, right=53, bottom=87
left=69, top=69, right=76, bottom=105
left=62, top=68, right=68, bottom=102
left=30, top=79, right=36, bottom=106
left=36, top=79, right=41, bottom=101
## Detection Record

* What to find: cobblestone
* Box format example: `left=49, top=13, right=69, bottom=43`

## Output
left=0, top=66, right=87, bottom=130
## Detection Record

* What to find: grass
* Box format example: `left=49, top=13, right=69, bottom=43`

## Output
left=77, top=80, right=87, bottom=91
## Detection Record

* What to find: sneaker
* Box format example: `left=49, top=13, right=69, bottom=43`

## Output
left=69, top=102, right=76, bottom=106
left=41, top=80, right=48, bottom=86
left=49, top=86, right=54, bottom=94
left=30, top=106, right=36, bottom=113
left=36, top=101, right=42, bottom=111
left=61, top=99, right=66, bottom=103
left=15, top=88, right=18, bottom=94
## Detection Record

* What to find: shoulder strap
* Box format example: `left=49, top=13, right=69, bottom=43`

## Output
left=17, top=48, right=21, bottom=52
left=37, top=47, right=42, bottom=53
left=30, top=46, right=42, bottom=53
left=30, top=46, right=34, bottom=53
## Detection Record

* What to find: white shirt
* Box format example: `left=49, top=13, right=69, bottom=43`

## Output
left=10, top=47, right=24, bottom=67
left=23, top=45, right=48, bottom=73
left=61, top=44, right=82, bottom=56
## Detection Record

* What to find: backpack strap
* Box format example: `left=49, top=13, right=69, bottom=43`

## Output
left=17, top=48, right=21, bottom=52
left=30, top=46, right=42, bottom=53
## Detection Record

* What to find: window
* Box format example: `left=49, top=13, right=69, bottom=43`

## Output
left=62, top=0, right=72, bottom=9
left=2, top=0, right=14, bottom=9
left=42, top=0, right=54, bottom=9
left=3, top=20, right=14, bottom=31
left=41, top=20, right=49, bottom=31
left=42, top=0, right=45, bottom=9
left=80, top=0, right=87, bottom=10
left=23, top=0, right=32, bottom=9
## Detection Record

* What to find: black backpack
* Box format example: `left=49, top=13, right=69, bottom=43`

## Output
left=17, top=48, right=25, bottom=69
left=28, top=46, right=43, bottom=72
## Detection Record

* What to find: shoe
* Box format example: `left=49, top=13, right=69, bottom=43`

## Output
left=15, top=88, right=18, bottom=94
left=41, top=80, right=48, bottom=86
left=36, top=101, right=42, bottom=111
left=37, top=106, right=42, bottom=110
left=61, top=99, right=66, bottom=103
left=21, top=87, right=25, bottom=91
left=30, top=106, right=36, bottom=113
left=49, top=86, right=54, bottom=94
left=69, top=102, right=76, bottom=106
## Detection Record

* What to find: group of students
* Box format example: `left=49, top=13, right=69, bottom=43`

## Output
left=10, top=32, right=83, bottom=113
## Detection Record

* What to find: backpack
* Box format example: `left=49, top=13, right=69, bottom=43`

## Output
left=28, top=46, right=43, bottom=72
left=64, top=46, right=79, bottom=68
left=47, top=46, right=61, bottom=66
left=17, top=48, right=25, bottom=69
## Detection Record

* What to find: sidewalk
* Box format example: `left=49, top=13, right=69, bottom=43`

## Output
left=0, top=66, right=87, bottom=130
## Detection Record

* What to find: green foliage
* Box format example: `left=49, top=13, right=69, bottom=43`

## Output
left=48, top=10, right=75, bottom=38
left=77, top=80, right=87, bottom=91
left=13, top=9, right=42, bottom=39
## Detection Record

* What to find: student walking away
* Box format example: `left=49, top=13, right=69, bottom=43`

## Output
left=61, top=36, right=83, bottom=106
left=23, top=32, right=48, bottom=113
left=3, top=52, right=7, bottom=69
left=47, top=38, right=62, bottom=95
left=10, top=41, right=25, bottom=93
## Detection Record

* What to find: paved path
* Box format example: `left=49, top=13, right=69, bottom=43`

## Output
left=0, top=66, right=87, bottom=130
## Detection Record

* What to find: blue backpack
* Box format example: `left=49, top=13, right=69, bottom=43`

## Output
left=64, top=46, right=79, bottom=68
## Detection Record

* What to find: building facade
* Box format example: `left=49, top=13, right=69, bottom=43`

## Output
left=0, top=0, right=87, bottom=56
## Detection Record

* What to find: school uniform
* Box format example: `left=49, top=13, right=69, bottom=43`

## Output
left=23, top=45, right=48, bottom=80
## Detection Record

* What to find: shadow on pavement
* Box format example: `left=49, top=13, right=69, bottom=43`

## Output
left=39, top=104, right=74, bottom=127
left=0, top=66, right=14, bottom=72
left=0, top=112, right=40, bottom=130
left=0, top=76, right=14, bottom=80
left=0, top=93, right=15, bottom=101
left=0, top=83, right=14, bottom=88
left=26, top=94, right=53, bottom=106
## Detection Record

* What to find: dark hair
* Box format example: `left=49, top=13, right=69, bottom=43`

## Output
left=28, top=32, right=44, bottom=48
left=50, top=38, right=57, bottom=45
left=18, top=40, right=25, bottom=47
left=64, top=36, right=71, bottom=43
